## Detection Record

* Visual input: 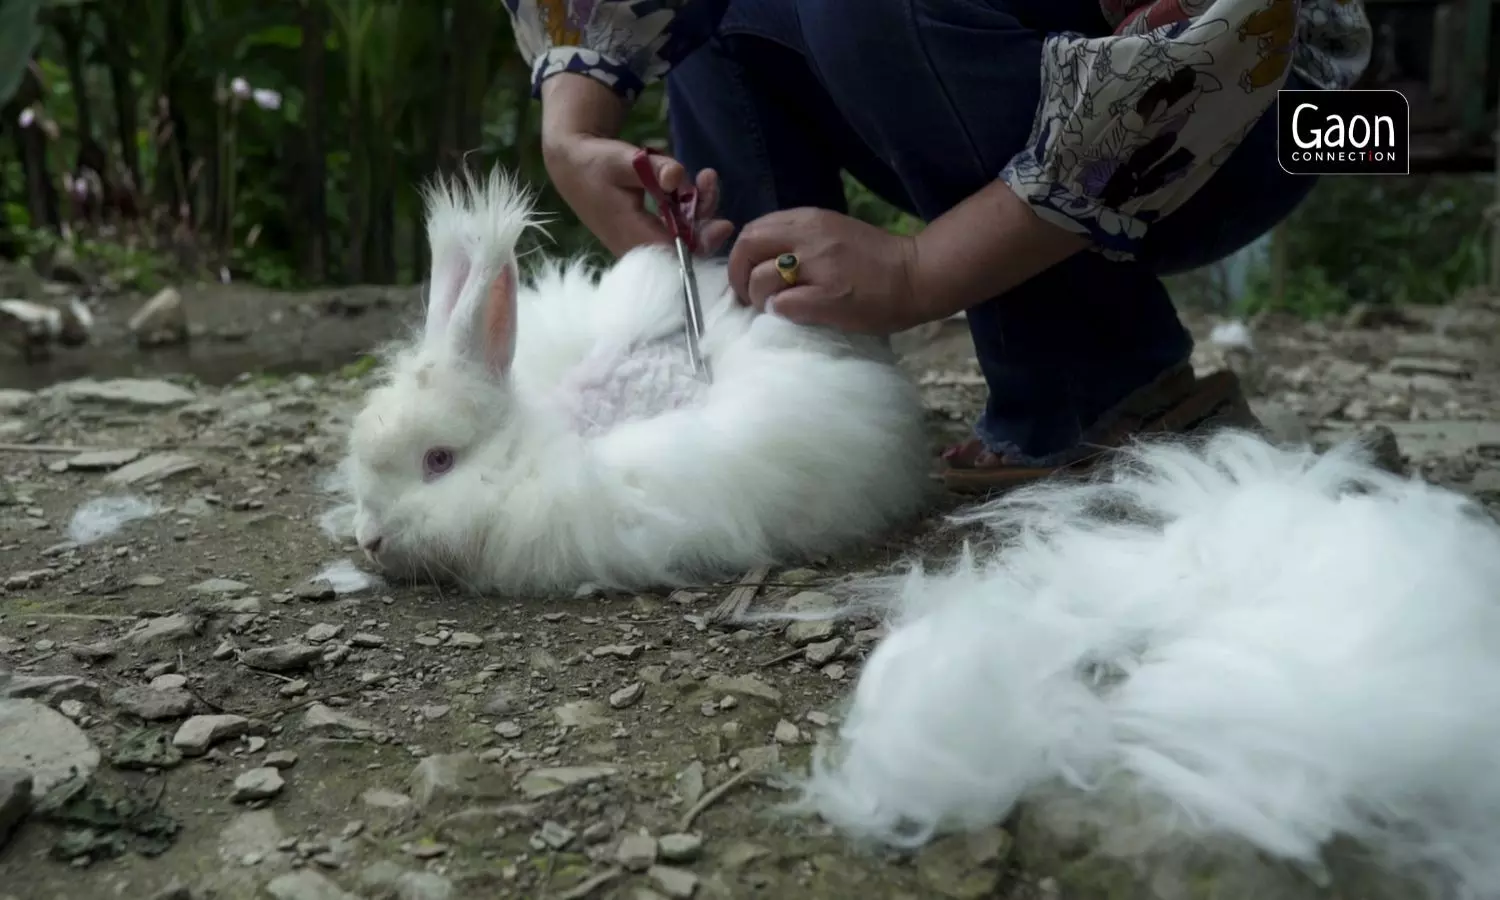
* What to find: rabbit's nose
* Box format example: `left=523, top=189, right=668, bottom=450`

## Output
left=361, top=535, right=384, bottom=555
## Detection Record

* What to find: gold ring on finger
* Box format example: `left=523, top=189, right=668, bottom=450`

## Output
left=775, top=252, right=800, bottom=287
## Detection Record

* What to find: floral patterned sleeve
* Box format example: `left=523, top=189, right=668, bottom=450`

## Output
left=503, top=0, right=730, bottom=103
left=1000, top=0, right=1372, bottom=261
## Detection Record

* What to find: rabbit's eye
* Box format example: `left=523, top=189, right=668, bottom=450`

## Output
left=422, top=447, right=455, bottom=478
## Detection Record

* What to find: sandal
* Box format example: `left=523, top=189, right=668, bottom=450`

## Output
left=940, top=364, right=1263, bottom=495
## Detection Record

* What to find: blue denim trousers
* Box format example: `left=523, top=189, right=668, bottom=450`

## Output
left=665, top=0, right=1318, bottom=465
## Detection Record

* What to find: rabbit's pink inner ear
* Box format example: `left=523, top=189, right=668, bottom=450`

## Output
left=481, top=263, right=518, bottom=376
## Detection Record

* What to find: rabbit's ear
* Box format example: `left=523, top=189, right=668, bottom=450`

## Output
left=457, top=261, right=518, bottom=377
left=422, top=199, right=473, bottom=346
left=419, top=167, right=535, bottom=361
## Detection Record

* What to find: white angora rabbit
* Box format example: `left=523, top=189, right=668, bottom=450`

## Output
left=326, top=169, right=933, bottom=595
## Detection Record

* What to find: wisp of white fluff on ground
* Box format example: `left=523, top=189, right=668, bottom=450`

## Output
left=791, top=429, right=1500, bottom=898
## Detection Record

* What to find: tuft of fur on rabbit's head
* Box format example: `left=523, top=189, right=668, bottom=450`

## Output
left=344, top=169, right=555, bottom=584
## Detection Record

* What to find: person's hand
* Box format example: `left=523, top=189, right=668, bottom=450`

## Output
left=726, top=208, right=930, bottom=335
left=540, top=75, right=732, bottom=258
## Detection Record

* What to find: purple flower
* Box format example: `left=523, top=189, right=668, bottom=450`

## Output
left=17, top=107, right=35, bottom=127
left=231, top=77, right=251, bottom=99
left=251, top=88, right=282, bottom=111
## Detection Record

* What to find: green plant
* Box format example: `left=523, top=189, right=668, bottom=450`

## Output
left=1237, top=174, right=1489, bottom=318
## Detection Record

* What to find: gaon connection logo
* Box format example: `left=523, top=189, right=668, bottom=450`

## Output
left=1276, top=89, right=1410, bottom=175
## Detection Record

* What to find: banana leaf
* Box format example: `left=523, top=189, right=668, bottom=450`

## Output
left=0, top=0, right=45, bottom=108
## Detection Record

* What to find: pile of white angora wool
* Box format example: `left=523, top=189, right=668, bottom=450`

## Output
left=791, top=429, right=1500, bottom=899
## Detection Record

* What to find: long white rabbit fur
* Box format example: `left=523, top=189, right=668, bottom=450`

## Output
left=792, top=429, right=1500, bottom=899
left=325, top=169, right=933, bottom=594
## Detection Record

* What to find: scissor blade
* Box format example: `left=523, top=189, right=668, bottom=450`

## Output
left=674, top=238, right=712, bottom=383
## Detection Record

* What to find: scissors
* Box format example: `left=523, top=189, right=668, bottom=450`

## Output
left=632, top=147, right=711, bottom=383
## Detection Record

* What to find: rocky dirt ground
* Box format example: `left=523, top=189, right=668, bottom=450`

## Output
left=2, top=276, right=1500, bottom=900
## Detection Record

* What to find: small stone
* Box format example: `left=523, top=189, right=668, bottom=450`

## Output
left=408, top=753, right=509, bottom=808
left=702, top=674, right=780, bottom=704
left=591, top=644, right=642, bottom=660
left=803, top=638, right=843, bottom=666
left=616, top=832, right=658, bottom=871
left=518, top=765, right=617, bottom=800
left=538, top=820, right=576, bottom=849
left=241, top=643, right=322, bottom=672
left=247, top=736, right=268, bottom=753
left=675, top=762, right=705, bottom=806
left=174, top=714, right=253, bottom=756
left=657, top=833, right=702, bottom=863
left=408, top=839, right=448, bottom=859
left=420, top=704, right=450, bottom=721
left=128, top=286, right=188, bottom=345
left=111, top=685, right=197, bottom=721
left=553, top=700, right=611, bottom=729
left=306, top=623, right=343, bottom=643
left=69, top=641, right=118, bottom=662
left=265, top=750, right=300, bottom=769
left=738, top=745, right=779, bottom=770
left=493, top=721, right=522, bottom=739
left=648, top=865, right=700, bottom=899
left=773, top=720, right=800, bottom=744
left=303, top=703, right=377, bottom=737
left=126, top=613, right=201, bottom=645
left=58, top=377, right=196, bottom=409
left=65, top=448, right=143, bottom=471
left=190, top=577, right=250, bottom=594
left=1387, top=356, right=1467, bottom=378
left=266, top=870, right=362, bottom=900
left=293, top=581, right=337, bottom=602
left=3, top=673, right=100, bottom=705
left=782, top=591, right=838, bottom=646
left=131, top=574, right=167, bottom=587
left=350, top=632, right=385, bottom=647
left=609, top=682, right=644, bottom=709
left=232, top=767, right=285, bottom=802
left=104, top=452, right=200, bottom=486
left=395, top=872, right=454, bottom=900
left=149, top=673, right=188, bottom=691
left=279, top=679, right=310, bottom=698
left=785, top=619, right=835, bottom=646
left=361, top=789, right=412, bottom=810
left=448, top=632, right=483, bottom=649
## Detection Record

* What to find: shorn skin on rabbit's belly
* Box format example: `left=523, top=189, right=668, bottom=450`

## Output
left=552, top=337, right=705, bottom=437
left=326, top=169, right=933, bottom=595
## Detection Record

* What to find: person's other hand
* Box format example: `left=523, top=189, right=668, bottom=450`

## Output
left=727, top=208, right=930, bottom=335
left=540, top=76, right=732, bottom=258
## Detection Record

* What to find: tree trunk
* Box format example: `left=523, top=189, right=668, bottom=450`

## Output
left=297, top=0, right=328, bottom=282
left=434, top=4, right=462, bottom=179
left=154, top=0, right=195, bottom=222
left=55, top=10, right=96, bottom=146
left=6, top=69, right=60, bottom=235
left=454, top=0, right=498, bottom=167
left=372, top=172, right=396, bottom=283
left=101, top=7, right=142, bottom=190
left=346, top=94, right=368, bottom=283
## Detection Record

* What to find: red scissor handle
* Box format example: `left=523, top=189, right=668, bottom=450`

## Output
left=632, top=147, right=700, bottom=254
